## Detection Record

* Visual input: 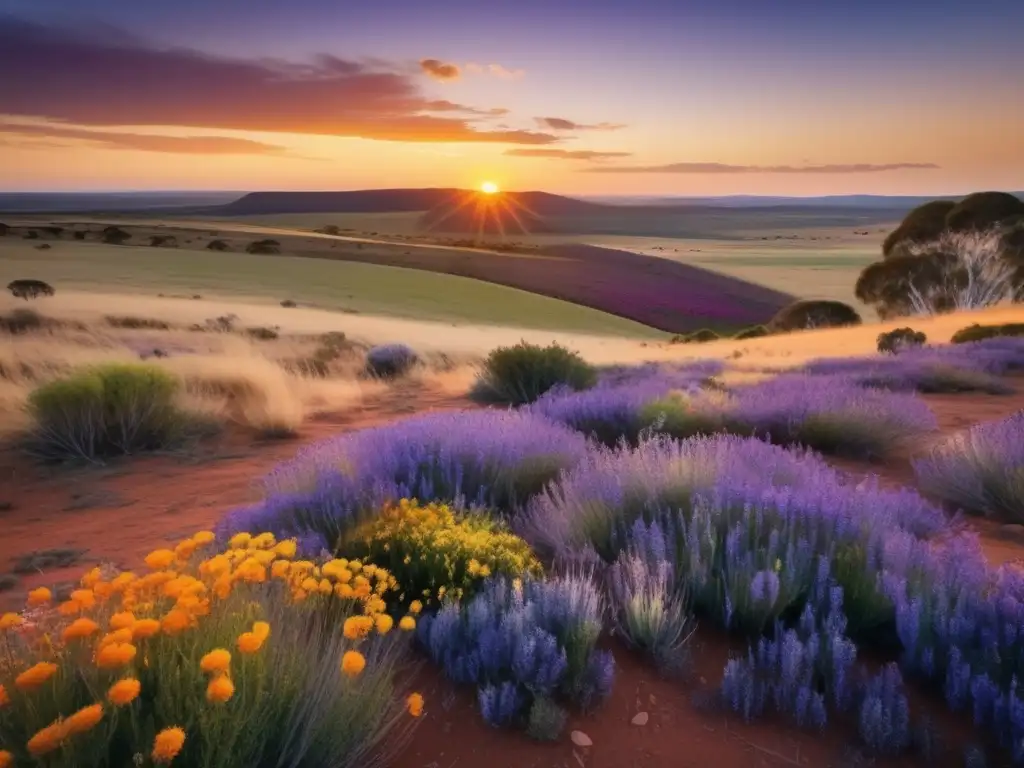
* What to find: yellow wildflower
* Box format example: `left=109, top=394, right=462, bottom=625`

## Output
left=237, top=632, right=263, bottom=654
left=399, top=615, right=416, bottom=631
left=274, top=539, right=297, bottom=558
left=160, top=609, right=194, bottom=635
left=27, top=587, right=52, bottom=606
left=64, top=703, right=104, bottom=736
left=408, top=600, right=423, bottom=615
left=100, top=628, right=135, bottom=646
left=199, top=648, right=231, bottom=675
left=62, top=617, right=100, bottom=642
left=174, top=539, right=198, bottom=561
left=0, top=750, right=12, bottom=768
left=253, top=621, right=270, bottom=640
left=193, top=530, right=216, bottom=545
left=81, top=567, right=102, bottom=588
left=271, top=560, right=290, bottom=579
left=375, top=614, right=394, bottom=634
left=343, top=615, right=374, bottom=640
left=0, top=612, right=24, bottom=631
left=96, top=642, right=137, bottom=669
left=228, top=532, right=252, bottom=549
left=131, top=618, right=161, bottom=640
left=301, top=577, right=318, bottom=592
left=341, top=650, right=366, bottom=677
left=110, top=611, right=136, bottom=630
left=27, top=720, right=67, bottom=757
left=407, top=692, right=424, bottom=717
left=57, top=600, right=81, bottom=616
left=107, top=677, right=142, bottom=706
left=152, top=726, right=186, bottom=763
left=206, top=674, right=235, bottom=703
left=15, top=661, right=58, bottom=690
left=335, top=583, right=355, bottom=599
left=144, top=549, right=176, bottom=570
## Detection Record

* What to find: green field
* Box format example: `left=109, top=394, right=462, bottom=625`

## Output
left=0, top=240, right=664, bottom=337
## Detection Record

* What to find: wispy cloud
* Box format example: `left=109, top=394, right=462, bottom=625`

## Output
left=465, top=62, right=526, bottom=80
left=0, top=122, right=288, bottom=155
left=505, top=148, right=632, bottom=160
left=583, top=161, right=941, bottom=174
left=0, top=17, right=557, bottom=145
left=536, top=117, right=627, bottom=131
left=419, top=58, right=460, bottom=81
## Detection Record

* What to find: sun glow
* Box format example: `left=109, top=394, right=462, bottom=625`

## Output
left=480, top=181, right=499, bottom=194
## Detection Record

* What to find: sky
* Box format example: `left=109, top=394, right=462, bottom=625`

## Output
left=0, top=0, right=1022, bottom=196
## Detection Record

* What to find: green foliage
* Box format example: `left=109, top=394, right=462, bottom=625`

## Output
left=104, top=315, right=171, bottom=330
left=685, top=328, right=720, bottom=343
left=7, top=279, right=55, bottom=301
left=945, top=192, right=1024, bottom=233
left=207, top=239, right=230, bottom=251
left=876, top=327, right=927, bottom=354
left=769, top=300, right=862, bottom=332
left=855, top=252, right=960, bottom=318
left=344, top=500, right=542, bottom=611
left=882, top=200, right=956, bottom=257
left=26, top=363, right=191, bottom=461
left=246, top=239, right=281, bottom=254
left=733, top=324, right=770, bottom=340
left=471, top=341, right=596, bottom=406
left=950, top=323, right=1024, bottom=344
left=526, top=697, right=568, bottom=741
left=101, top=226, right=131, bottom=245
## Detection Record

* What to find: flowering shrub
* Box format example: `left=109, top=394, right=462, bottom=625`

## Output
left=365, top=344, right=419, bottom=379
left=220, top=410, right=589, bottom=545
left=344, top=499, right=542, bottom=609
left=858, top=664, right=911, bottom=756
left=417, top=575, right=614, bottom=734
left=804, top=354, right=1013, bottom=395
left=913, top=412, right=1024, bottom=520
left=470, top=342, right=596, bottom=406
left=0, top=531, right=422, bottom=767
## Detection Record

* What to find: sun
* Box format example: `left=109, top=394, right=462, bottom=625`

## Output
left=480, top=181, right=499, bottom=195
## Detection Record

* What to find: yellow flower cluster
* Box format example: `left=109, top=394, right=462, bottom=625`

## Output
left=0, top=528, right=422, bottom=766
left=349, top=499, right=542, bottom=608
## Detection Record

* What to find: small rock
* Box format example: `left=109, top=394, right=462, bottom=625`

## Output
left=631, top=712, right=649, bottom=726
left=570, top=730, right=593, bottom=747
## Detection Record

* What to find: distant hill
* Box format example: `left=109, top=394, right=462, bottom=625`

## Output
left=582, top=193, right=1024, bottom=209
left=0, top=191, right=241, bottom=213
left=417, top=191, right=565, bottom=235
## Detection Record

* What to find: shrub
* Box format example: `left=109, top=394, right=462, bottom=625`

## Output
left=365, top=344, right=419, bottom=379
left=858, top=664, right=912, bottom=756
left=206, top=239, right=230, bottom=252
left=343, top=499, right=542, bottom=610
left=101, top=226, right=130, bottom=245
left=7, top=279, right=55, bottom=301
left=734, top=324, right=770, bottom=340
left=0, top=530, right=420, bottom=768
left=0, top=308, right=47, bottom=334
left=73, top=231, right=87, bottom=241
left=471, top=342, right=596, bottom=406
left=685, top=328, right=720, bottom=343
left=526, top=697, right=567, bottom=741
left=416, top=575, right=614, bottom=729
left=219, top=410, right=589, bottom=544
left=951, top=323, right=1024, bottom=344
left=104, top=315, right=171, bottom=331
left=768, top=300, right=862, bottom=332
left=912, top=412, right=1024, bottom=520
left=245, top=326, right=279, bottom=341
left=246, top=239, right=280, bottom=255
left=148, top=235, right=178, bottom=248
left=877, top=327, right=926, bottom=354
left=279, top=299, right=297, bottom=308
left=25, top=363, right=189, bottom=461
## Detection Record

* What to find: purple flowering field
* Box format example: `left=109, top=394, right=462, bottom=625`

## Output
left=216, top=336, right=1024, bottom=762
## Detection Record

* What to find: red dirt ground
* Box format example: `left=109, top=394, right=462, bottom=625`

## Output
left=2, top=384, right=1023, bottom=767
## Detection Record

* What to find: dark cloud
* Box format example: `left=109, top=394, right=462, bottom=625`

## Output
left=535, top=117, right=627, bottom=131
left=583, top=161, right=941, bottom=174
left=0, top=17, right=558, bottom=145
left=0, top=122, right=288, bottom=155
left=419, top=58, right=460, bottom=81
left=505, top=148, right=632, bottom=160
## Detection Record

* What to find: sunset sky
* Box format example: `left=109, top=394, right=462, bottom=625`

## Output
left=0, top=0, right=1021, bottom=196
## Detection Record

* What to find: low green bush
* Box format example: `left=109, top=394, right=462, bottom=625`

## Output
left=950, top=323, right=1024, bottom=344
left=877, top=327, right=927, bottom=354
left=685, top=328, right=720, bottom=343
left=26, top=363, right=195, bottom=461
left=733, top=325, right=770, bottom=340
left=471, top=342, right=596, bottom=405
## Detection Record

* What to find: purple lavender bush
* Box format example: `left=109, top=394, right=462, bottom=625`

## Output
left=858, top=664, right=912, bottom=756
left=805, top=354, right=1013, bottom=395
left=365, top=343, right=419, bottom=378
left=913, top=412, right=1024, bottom=520
left=522, top=434, right=949, bottom=638
left=416, top=574, right=614, bottom=732
left=218, top=409, right=589, bottom=544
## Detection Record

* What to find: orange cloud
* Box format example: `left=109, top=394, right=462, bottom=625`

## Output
left=420, top=58, right=460, bottom=81
left=0, top=18, right=557, bottom=146
left=584, top=161, right=941, bottom=174
left=0, top=122, right=287, bottom=155
left=536, top=117, right=627, bottom=131
left=505, top=149, right=632, bottom=160
left=464, top=62, right=526, bottom=80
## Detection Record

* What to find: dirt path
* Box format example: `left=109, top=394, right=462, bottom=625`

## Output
left=0, top=384, right=474, bottom=609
